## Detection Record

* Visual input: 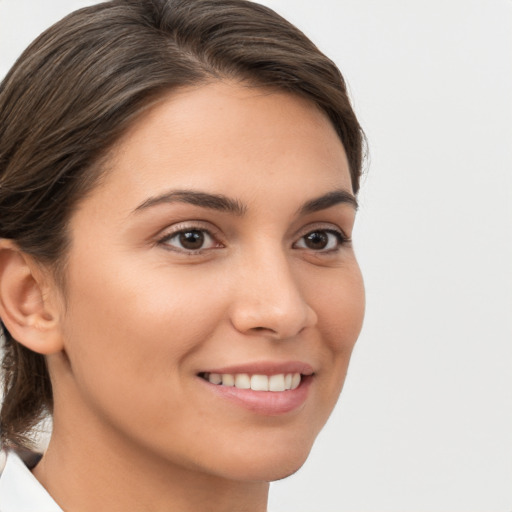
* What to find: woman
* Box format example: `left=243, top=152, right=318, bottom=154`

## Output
left=0, top=0, right=365, bottom=510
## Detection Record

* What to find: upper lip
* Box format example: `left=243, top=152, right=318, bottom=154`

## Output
left=198, top=361, right=315, bottom=376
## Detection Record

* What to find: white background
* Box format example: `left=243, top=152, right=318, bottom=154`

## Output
left=1, top=1, right=511, bottom=511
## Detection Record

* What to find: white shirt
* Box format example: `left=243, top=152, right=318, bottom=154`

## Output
left=0, top=450, right=62, bottom=512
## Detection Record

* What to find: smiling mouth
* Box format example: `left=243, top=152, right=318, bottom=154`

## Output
left=198, top=372, right=303, bottom=392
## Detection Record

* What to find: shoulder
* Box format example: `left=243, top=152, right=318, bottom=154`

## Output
left=0, top=449, right=62, bottom=512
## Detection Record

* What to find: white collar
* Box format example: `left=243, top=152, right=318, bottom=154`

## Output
left=0, top=450, right=62, bottom=512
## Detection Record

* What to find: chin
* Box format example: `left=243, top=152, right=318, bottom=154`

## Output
left=264, top=458, right=308, bottom=482
left=226, top=459, right=308, bottom=483
left=213, top=441, right=314, bottom=483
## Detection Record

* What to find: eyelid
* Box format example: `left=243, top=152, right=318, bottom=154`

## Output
left=156, top=221, right=224, bottom=253
left=294, top=221, right=350, bottom=240
left=292, top=223, right=351, bottom=252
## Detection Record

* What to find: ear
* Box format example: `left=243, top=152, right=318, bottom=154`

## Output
left=0, top=239, right=64, bottom=355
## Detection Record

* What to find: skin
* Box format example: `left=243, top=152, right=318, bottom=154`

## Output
left=25, top=82, right=365, bottom=511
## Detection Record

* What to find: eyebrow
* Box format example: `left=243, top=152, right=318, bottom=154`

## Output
left=133, top=190, right=247, bottom=215
left=298, top=189, right=358, bottom=214
left=133, top=188, right=357, bottom=216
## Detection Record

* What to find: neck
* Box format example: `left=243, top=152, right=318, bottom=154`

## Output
left=33, top=419, right=269, bottom=512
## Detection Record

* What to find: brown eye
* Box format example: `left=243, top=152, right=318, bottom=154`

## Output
left=294, top=229, right=344, bottom=252
left=161, top=228, right=217, bottom=252
left=179, top=230, right=205, bottom=250
left=304, top=231, right=329, bottom=250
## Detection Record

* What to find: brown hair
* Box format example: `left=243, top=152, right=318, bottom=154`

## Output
left=0, top=0, right=365, bottom=451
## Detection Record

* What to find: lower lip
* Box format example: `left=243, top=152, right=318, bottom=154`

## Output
left=199, top=375, right=312, bottom=415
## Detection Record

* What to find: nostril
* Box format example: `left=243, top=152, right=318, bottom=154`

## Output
left=230, top=293, right=317, bottom=339
left=249, top=326, right=280, bottom=336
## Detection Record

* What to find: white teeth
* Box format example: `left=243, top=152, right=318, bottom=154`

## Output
left=204, top=372, right=303, bottom=391
left=208, top=373, right=222, bottom=385
left=222, top=374, right=235, bottom=387
left=235, top=373, right=251, bottom=389
left=291, top=373, right=301, bottom=390
left=269, top=374, right=286, bottom=392
left=251, top=374, right=269, bottom=391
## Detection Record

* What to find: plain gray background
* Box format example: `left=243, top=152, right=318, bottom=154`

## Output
left=1, top=1, right=511, bottom=511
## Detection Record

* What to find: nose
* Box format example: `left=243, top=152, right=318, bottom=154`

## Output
left=229, top=251, right=318, bottom=340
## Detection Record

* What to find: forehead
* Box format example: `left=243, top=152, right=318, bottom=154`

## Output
left=80, top=81, right=352, bottom=216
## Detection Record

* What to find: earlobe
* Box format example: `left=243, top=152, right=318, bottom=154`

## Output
left=0, top=239, right=64, bottom=355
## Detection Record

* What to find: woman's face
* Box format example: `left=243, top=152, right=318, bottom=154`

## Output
left=50, top=82, right=365, bottom=481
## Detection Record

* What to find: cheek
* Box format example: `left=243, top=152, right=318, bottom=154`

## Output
left=60, top=257, right=228, bottom=405
left=313, top=262, right=365, bottom=354
left=65, top=252, right=223, bottom=339
left=57, top=262, right=234, bottom=462
left=312, top=263, right=365, bottom=413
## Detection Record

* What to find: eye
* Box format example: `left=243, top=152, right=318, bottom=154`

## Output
left=294, top=229, right=346, bottom=252
left=159, top=228, right=219, bottom=253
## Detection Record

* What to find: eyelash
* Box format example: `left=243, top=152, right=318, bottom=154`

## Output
left=157, top=224, right=222, bottom=254
left=293, top=229, right=350, bottom=253
left=157, top=225, right=350, bottom=255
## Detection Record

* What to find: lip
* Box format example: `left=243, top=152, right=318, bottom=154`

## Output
left=196, top=361, right=314, bottom=416
left=199, top=360, right=314, bottom=376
